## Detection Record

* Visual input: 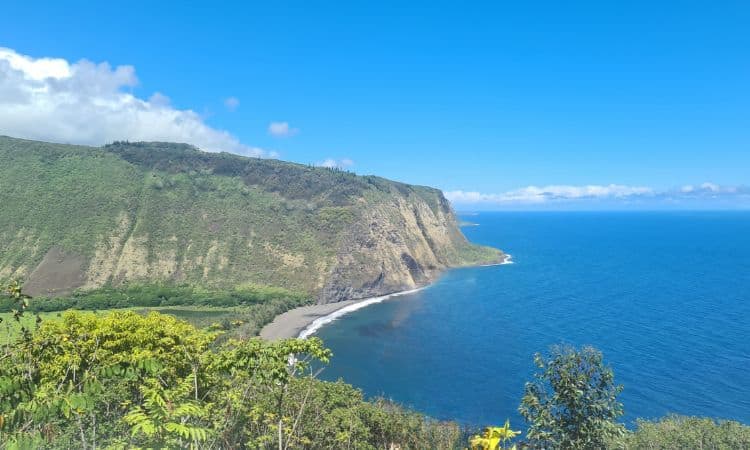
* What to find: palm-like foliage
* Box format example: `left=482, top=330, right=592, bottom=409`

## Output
left=123, top=377, right=209, bottom=449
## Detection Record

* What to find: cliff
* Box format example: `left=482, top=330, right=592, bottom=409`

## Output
left=0, top=136, right=503, bottom=303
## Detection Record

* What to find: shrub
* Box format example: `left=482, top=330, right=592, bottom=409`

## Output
left=519, top=345, right=626, bottom=449
left=613, top=415, right=750, bottom=449
left=0, top=310, right=463, bottom=449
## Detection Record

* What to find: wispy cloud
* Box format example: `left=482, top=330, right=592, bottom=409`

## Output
left=315, top=158, right=354, bottom=169
left=445, top=183, right=749, bottom=206
left=0, top=47, right=273, bottom=157
left=679, top=182, right=738, bottom=195
left=268, top=121, right=299, bottom=137
left=445, top=184, right=654, bottom=204
left=223, top=96, right=240, bottom=111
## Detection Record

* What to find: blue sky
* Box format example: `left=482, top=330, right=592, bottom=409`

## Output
left=1, top=1, right=748, bottom=209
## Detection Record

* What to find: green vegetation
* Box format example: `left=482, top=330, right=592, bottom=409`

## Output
left=614, top=415, right=750, bottom=449
left=0, top=304, right=294, bottom=345
left=1, top=284, right=749, bottom=449
left=0, top=136, right=339, bottom=294
left=485, top=346, right=750, bottom=449
left=1, top=310, right=63, bottom=344
left=469, top=421, right=520, bottom=450
left=519, top=345, right=626, bottom=448
left=0, top=284, right=307, bottom=313
left=0, top=284, right=310, bottom=344
left=0, top=308, right=461, bottom=449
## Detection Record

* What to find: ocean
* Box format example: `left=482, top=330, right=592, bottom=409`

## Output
left=313, top=211, right=750, bottom=427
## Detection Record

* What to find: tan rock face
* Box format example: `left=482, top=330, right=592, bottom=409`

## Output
left=83, top=212, right=132, bottom=289
left=317, top=190, right=502, bottom=303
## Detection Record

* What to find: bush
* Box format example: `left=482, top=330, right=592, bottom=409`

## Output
left=0, top=310, right=462, bottom=449
left=613, top=415, right=750, bottom=449
left=519, top=345, right=626, bottom=449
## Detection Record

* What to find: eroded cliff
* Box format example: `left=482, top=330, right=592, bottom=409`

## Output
left=0, top=136, right=502, bottom=301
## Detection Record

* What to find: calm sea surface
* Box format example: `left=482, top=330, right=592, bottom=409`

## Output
left=315, top=212, right=750, bottom=427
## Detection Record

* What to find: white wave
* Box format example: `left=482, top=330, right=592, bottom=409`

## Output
left=298, top=287, right=426, bottom=339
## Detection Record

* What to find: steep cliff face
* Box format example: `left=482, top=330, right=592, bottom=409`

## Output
left=318, top=188, right=500, bottom=303
left=0, top=136, right=502, bottom=301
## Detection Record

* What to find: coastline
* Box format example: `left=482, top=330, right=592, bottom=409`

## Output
left=479, top=253, right=513, bottom=267
left=298, top=287, right=426, bottom=339
left=259, top=300, right=358, bottom=340
left=259, top=288, right=426, bottom=340
left=259, top=253, right=512, bottom=340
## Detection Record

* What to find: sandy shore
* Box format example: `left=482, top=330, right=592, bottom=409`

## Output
left=259, top=287, right=426, bottom=340
left=260, top=255, right=510, bottom=340
left=260, top=300, right=358, bottom=340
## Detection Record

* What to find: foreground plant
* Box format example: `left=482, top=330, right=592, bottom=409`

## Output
left=612, top=415, right=750, bottom=449
left=519, top=345, right=626, bottom=449
left=469, top=419, right=520, bottom=450
left=0, top=298, right=459, bottom=449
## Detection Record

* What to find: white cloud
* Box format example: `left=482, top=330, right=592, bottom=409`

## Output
left=445, top=184, right=654, bottom=204
left=268, top=121, right=298, bottom=137
left=680, top=182, right=740, bottom=196
left=224, top=96, right=239, bottom=111
left=0, top=47, right=74, bottom=80
left=446, top=183, right=749, bottom=206
left=0, top=47, right=273, bottom=157
left=700, top=182, right=720, bottom=193
left=315, top=158, right=354, bottom=169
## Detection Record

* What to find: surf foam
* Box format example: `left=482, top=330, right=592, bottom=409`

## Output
left=479, top=253, right=514, bottom=267
left=298, top=287, right=426, bottom=339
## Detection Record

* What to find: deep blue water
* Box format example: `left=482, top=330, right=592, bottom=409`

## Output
left=315, top=212, right=750, bottom=427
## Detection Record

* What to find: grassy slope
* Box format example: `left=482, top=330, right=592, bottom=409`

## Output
left=0, top=137, right=339, bottom=292
left=0, top=138, right=142, bottom=263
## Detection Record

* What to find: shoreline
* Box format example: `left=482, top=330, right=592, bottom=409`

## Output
left=298, top=287, right=426, bottom=339
left=259, top=300, right=359, bottom=341
left=259, top=253, right=512, bottom=340
left=259, top=287, right=427, bottom=340
left=479, top=253, right=513, bottom=266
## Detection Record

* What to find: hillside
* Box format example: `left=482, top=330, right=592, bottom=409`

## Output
left=0, top=136, right=502, bottom=302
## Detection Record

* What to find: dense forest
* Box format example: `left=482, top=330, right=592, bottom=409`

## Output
left=1, top=282, right=749, bottom=449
